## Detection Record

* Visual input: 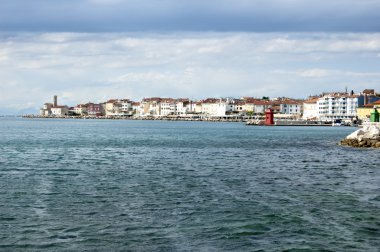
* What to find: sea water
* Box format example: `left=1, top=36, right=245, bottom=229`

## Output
left=0, top=117, right=379, bottom=251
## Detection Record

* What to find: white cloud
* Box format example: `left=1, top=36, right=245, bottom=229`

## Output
left=258, top=34, right=380, bottom=53
left=0, top=32, right=379, bottom=114
left=299, top=69, right=330, bottom=78
left=109, top=72, right=176, bottom=83
left=273, top=68, right=380, bottom=79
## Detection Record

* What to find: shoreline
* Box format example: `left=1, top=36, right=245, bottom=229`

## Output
left=22, top=115, right=246, bottom=122
left=21, top=115, right=359, bottom=127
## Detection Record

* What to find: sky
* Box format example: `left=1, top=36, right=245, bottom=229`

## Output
left=0, top=0, right=379, bottom=114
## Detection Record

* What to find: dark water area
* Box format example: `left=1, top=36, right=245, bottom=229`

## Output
left=0, top=117, right=379, bottom=251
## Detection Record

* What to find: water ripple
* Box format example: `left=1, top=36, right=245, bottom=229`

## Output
left=0, top=118, right=379, bottom=251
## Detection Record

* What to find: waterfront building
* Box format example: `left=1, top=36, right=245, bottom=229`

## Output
left=40, top=103, right=53, bottom=116
left=241, top=103, right=255, bottom=114
left=40, top=95, right=69, bottom=117
left=358, top=90, right=380, bottom=105
left=241, top=98, right=260, bottom=114
left=51, top=106, right=69, bottom=117
left=278, top=99, right=302, bottom=115
left=37, top=89, right=379, bottom=120
left=87, top=103, right=102, bottom=116
left=68, top=107, right=76, bottom=116
left=200, top=98, right=219, bottom=116
left=251, top=100, right=272, bottom=114
left=232, top=100, right=246, bottom=114
left=317, top=93, right=358, bottom=121
left=104, top=99, right=133, bottom=116
left=160, top=98, right=177, bottom=116
left=302, top=97, right=319, bottom=120
left=105, top=99, right=122, bottom=116
left=201, top=98, right=235, bottom=117
left=120, top=99, right=133, bottom=116
left=176, top=99, right=195, bottom=115
left=139, top=97, right=162, bottom=116
left=132, top=102, right=141, bottom=115
left=74, top=104, right=88, bottom=116
left=357, top=100, right=380, bottom=121
left=194, top=102, right=202, bottom=113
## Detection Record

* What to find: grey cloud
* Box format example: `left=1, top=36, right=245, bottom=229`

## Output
left=0, top=0, right=379, bottom=32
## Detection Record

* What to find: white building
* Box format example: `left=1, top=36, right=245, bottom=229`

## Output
left=160, top=99, right=177, bottom=116
left=132, top=102, right=141, bottom=116
left=40, top=103, right=53, bottom=116
left=302, top=98, right=319, bottom=120
left=104, top=99, right=134, bottom=116
left=252, top=101, right=271, bottom=114
left=176, top=99, right=195, bottom=115
left=317, top=93, right=359, bottom=121
left=51, top=106, right=69, bottom=117
left=40, top=96, right=69, bottom=117
left=139, top=98, right=162, bottom=117
left=120, top=99, right=133, bottom=116
left=232, top=101, right=246, bottom=114
left=201, top=98, right=235, bottom=117
left=279, top=100, right=302, bottom=115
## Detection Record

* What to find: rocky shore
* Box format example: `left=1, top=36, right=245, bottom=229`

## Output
left=340, top=123, right=380, bottom=148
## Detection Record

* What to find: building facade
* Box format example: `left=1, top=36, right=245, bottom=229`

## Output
left=279, top=100, right=302, bottom=115
left=74, top=104, right=88, bottom=115
left=302, top=98, right=319, bottom=120
left=317, top=93, right=359, bottom=121
left=51, top=106, right=69, bottom=116
left=87, top=103, right=102, bottom=116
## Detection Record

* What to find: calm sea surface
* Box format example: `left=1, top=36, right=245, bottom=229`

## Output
left=0, top=117, right=379, bottom=251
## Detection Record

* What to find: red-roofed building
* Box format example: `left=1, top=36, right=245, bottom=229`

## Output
left=87, top=103, right=102, bottom=116
left=132, top=102, right=140, bottom=115
left=74, top=104, right=88, bottom=115
left=200, top=98, right=236, bottom=116
left=139, top=97, right=162, bottom=116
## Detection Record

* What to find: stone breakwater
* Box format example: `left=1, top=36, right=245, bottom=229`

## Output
left=340, top=124, right=380, bottom=148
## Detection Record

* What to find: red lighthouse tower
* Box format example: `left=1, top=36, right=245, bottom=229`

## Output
left=265, top=108, right=274, bottom=126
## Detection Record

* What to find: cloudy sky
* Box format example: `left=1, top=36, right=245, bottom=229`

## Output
left=0, top=0, right=379, bottom=114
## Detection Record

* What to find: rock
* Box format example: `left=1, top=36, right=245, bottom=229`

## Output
left=350, top=139, right=358, bottom=147
left=346, top=129, right=365, bottom=140
left=369, top=126, right=380, bottom=137
left=361, top=125, right=380, bottom=140
left=358, top=140, right=367, bottom=147
left=370, top=140, right=379, bottom=147
left=366, top=140, right=372, bottom=147
left=341, top=124, right=380, bottom=148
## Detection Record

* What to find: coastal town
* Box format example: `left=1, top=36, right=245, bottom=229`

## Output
left=35, top=88, right=380, bottom=124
